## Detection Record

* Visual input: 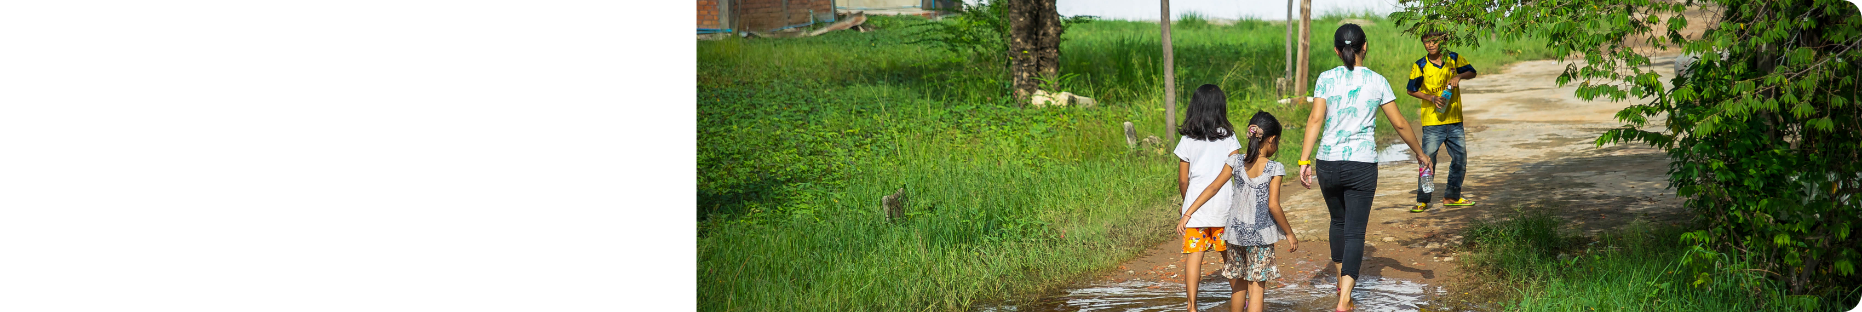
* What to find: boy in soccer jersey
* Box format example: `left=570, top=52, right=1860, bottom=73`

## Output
left=1406, top=32, right=1478, bottom=212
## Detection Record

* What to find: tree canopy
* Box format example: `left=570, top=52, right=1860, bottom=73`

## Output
left=1394, top=0, right=1862, bottom=303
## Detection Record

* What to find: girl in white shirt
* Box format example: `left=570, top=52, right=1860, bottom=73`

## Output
left=1172, top=84, right=1240, bottom=312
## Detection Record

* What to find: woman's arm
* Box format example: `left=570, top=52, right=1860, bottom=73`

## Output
left=1379, top=102, right=1435, bottom=169
left=1176, top=164, right=1234, bottom=235
left=1297, top=98, right=1328, bottom=189
left=1266, top=176, right=1297, bottom=252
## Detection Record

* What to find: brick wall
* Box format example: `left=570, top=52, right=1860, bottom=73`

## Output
left=734, top=0, right=835, bottom=32
left=698, top=0, right=722, bottom=29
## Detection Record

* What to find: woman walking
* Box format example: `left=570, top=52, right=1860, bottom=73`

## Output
left=1293, top=24, right=1433, bottom=312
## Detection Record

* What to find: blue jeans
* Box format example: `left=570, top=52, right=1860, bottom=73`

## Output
left=1416, top=123, right=1467, bottom=203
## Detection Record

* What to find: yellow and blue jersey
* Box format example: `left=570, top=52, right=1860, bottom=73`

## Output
left=1407, top=52, right=1476, bottom=126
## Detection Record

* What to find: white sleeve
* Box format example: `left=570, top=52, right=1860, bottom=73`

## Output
left=1172, top=138, right=1193, bottom=162
left=1376, top=76, right=1398, bottom=106
left=1225, top=138, right=1243, bottom=166
left=1311, top=72, right=1329, bottom=99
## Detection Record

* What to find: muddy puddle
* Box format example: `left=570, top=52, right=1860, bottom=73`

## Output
left=975, top=145, right=1451, bottom=312
left=1375, top=144, right=1417, bottom=163
left=980, top=274, right=1440, bottom=312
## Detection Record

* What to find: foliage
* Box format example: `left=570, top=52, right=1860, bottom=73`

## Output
left=695, top=81, right=877, bottom=226
left=910, top=0, right=1011, bottom=64
left=909, top=1, right=1098, bottom=63
left=1393, top=0, right=1862, bottom=304
left=1175, top=11, right=1211, bottom=30
left=1440, top=208, right=1827, bottom=311
left=1032, top=72, right=1080, bottom=94
left=696, top=80, right=1182, bottom=311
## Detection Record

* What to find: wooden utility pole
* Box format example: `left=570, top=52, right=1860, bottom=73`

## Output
left=1284, top=0, right=1293, bottom=97
left=1160, top=0, right=1176, bottom=136
left=1294, top=0, right=1312, bottom=105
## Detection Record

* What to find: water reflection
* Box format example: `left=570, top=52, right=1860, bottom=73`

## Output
left=981, top=274, right=1438, bottom=312
left=1376, top=144, right=1416, bottom=163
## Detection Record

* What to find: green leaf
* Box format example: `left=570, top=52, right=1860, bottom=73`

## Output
left=1790, top=101, right=1815, bottom=119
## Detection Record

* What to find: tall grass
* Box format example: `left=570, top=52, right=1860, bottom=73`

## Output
left=698, top=13, right=1561, bottom=311
left=697, top=79, right=1181, bottom=310
left=1059, top=13, right=1558, bottom=159
left=1435, top=207, right=1861, bottom=311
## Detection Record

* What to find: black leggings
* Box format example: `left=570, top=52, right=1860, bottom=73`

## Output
left=1318, top=159, right=1377, bottom=279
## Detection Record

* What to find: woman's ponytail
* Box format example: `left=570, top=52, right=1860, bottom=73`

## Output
left=1335, top=24, right=1367, bottom=71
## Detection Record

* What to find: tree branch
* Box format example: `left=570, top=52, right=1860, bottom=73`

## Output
left=1747, top=36, right=1862, bottom=97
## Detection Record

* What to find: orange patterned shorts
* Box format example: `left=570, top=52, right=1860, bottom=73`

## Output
left=1181, top=227, right=1227, bottom=253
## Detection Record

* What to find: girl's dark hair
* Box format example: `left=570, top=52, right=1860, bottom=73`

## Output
left=1178, top=84, right=1233, bottom=141
left=1241, top=111, right=1283, bottom=169
left=1334, top=24, right=1367, bottom=70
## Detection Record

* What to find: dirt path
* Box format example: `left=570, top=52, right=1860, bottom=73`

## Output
left=997, top=57, right=1692, bottom=311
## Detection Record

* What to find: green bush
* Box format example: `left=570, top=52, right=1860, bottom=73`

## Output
left=1395, top=0, right=1862, bottom=305
left=909, top=1, right=1010, bottom=64
left=1448, top=208, right=1835, bottom=311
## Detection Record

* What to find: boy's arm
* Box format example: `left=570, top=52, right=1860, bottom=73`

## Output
left=1448, top=54, right=1478, bottom=86
left=1176, top=164, right=1234, bottom=233
left=1406, top=62, right=1445, bottom=105
left=1265, top=176, right=1297, bottom=251
left=1408, top=91, right=1443, bottom=106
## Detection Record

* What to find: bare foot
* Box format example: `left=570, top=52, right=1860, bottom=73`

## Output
left=1335, top=287, right=1355, bottom=311
left=1334, top=296, right=1355, bottom=311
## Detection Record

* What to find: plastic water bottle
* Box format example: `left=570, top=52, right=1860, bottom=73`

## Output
left=1419, top=166, right=1435, bottom=194
left=1436, top=89, right=1453, bottom=110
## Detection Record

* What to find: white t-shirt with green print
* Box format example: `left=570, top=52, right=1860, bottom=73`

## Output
left=1312, top=66, right=1397, bottom=163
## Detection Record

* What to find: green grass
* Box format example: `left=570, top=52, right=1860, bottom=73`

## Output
left=1059, top=10, right=1558, bottom=161
left=698, top=13, right=1561, bottom=311
left=1432, top=207, right=1862, bottom=311
left=697, top=80, right=1181, bottom=311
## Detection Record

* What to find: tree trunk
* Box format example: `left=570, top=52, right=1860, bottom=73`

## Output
left=1010, top=0, right=1033, bottom=101
left=1036, top=0, right=1060, bottom=87
left=1295, top=0, right=1312, bottom=105
left=1009, top=0, right=1062, bottom=104
left=1160, top=0, right=1176, bottom=138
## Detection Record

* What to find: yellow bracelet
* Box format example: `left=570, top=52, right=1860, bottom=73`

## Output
left=1299, top=160, right=1313, bottom=166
